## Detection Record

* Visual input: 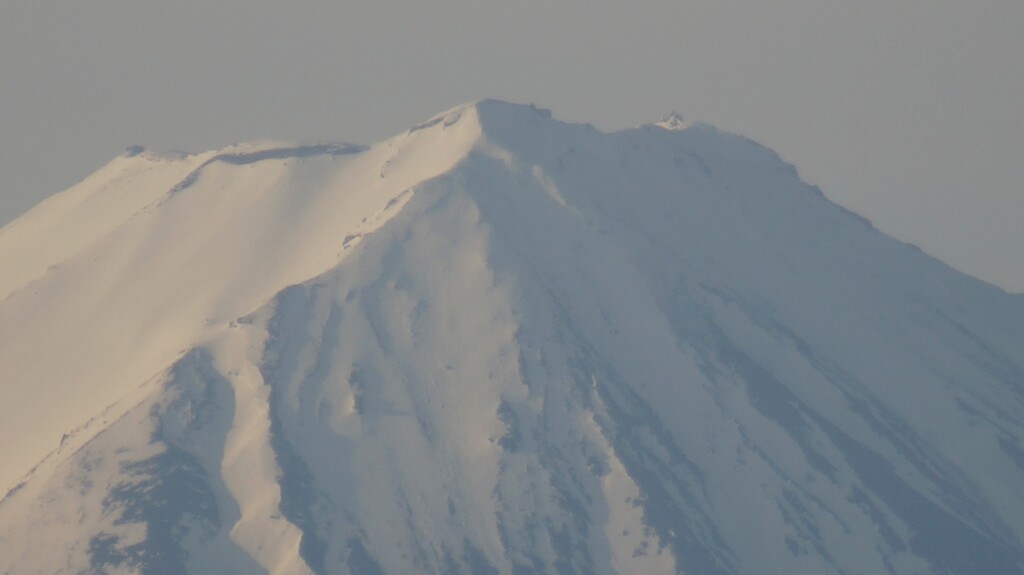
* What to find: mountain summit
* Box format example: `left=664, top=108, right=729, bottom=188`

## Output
left=1, top=100, right=1022, bottom=574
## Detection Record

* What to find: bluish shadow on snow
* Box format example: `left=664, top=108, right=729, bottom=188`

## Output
left=169, top=143, right=365, bottom=195
left=346, top=538, right=386, bottom=575
left=818, top=410, right=1022, bottom=575
left=90, top=447, right=218, bottom=574
left=701, top=295, right=1024, bottom=575
left=88, top=350, right=264, bottom=575
left=587, top=366, right=736, bottom=575
left=998, top=436, right=1024, bottom=473
left=216, top=143, right=365, bottom=166
left=259, top=285, right=333, bottom=575
left=545, top=296, right=736, bottom=574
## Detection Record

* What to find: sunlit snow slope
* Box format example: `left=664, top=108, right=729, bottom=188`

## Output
left=1, top=100, right=1022, bottom=575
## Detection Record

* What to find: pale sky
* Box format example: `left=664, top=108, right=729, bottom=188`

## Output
left=2, top=0, right=1022, bottom=291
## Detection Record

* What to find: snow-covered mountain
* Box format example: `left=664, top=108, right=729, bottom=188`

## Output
left=1, top=100, right=1022, bottom=575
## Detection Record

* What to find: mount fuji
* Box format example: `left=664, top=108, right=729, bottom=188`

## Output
left=1, top=100, right=1022, bottom=574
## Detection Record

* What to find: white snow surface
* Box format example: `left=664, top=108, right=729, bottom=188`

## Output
left=1, top=99, right=1023, bottom=574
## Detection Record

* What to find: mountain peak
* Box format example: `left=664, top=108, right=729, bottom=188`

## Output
left=407, top=99, right=561, bottom=138
left=473, top=98, right=554, bottom=123
left=654, top=111, right=692, bottom=131
left=1, top=101, right=1022, bottom=575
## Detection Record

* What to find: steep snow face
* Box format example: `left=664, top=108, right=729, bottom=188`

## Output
left=1, top=100, right=1023, bottom=575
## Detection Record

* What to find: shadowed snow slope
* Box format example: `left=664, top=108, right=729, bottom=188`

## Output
left=1, top=100, right=1022, bottom=574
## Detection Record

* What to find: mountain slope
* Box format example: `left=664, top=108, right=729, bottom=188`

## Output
left=1, top=100, right=1022, bottom=574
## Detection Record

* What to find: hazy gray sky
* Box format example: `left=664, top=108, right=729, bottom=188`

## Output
left=2, top=0, right=1022, bottom=291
